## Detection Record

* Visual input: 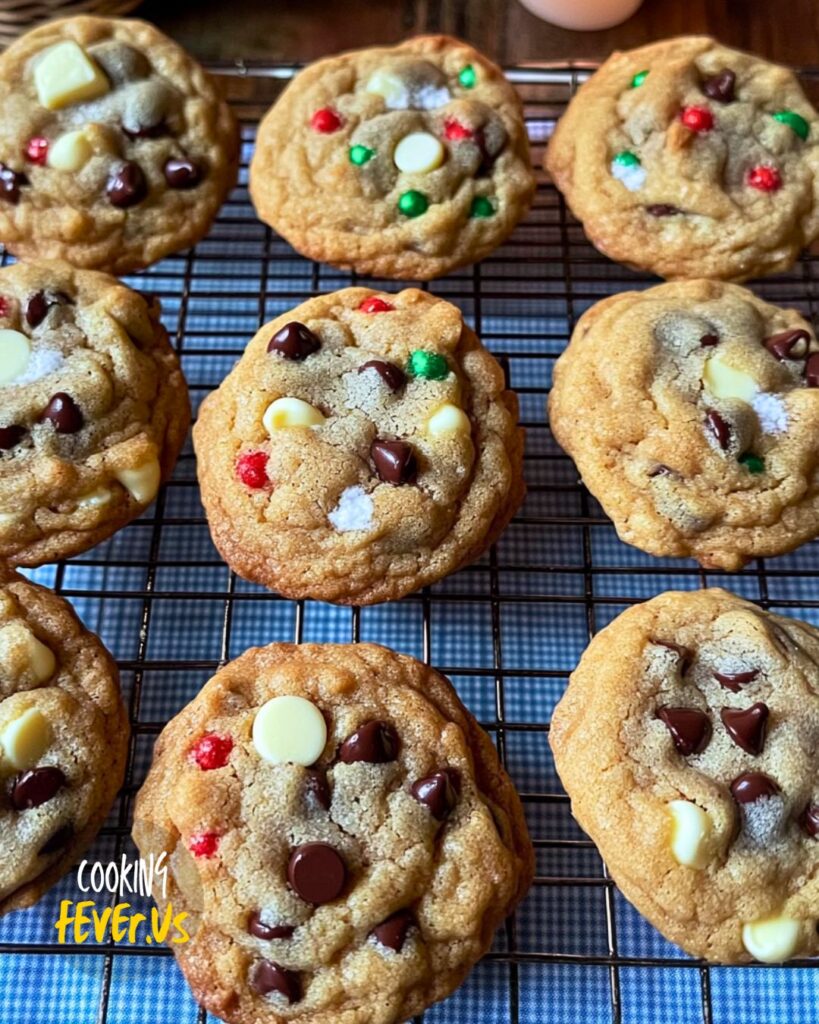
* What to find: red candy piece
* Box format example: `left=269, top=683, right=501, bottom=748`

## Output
left=188, top=832, right=220, bottom=858
left=443, top=118, right=474, bottom=141
left=236, top=451, right=270, bottom=489
left=190, top=733, right=233, bottom=770
left=747, top=165, right=782, bottom=192
left=680, top=106, right=714, bottom=133
left=358, top=296, right=394, bottom=314
left=25, top=137, right=48, bottom=165
left=0, top=297, right=9, bottom=317
left=310, top=108, right=343, bottom=134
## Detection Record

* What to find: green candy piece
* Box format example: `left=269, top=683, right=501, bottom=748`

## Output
left=631, top=69, right=649, bottom=88
left=613, top=150, right=641, bottom=167
left=407, top=350, right=449, bottom=380
left=470, top=196, right=495, bottom=218
left=459, top=64, right=477, bottom=89
left=773, top=110, right=809, bottom=141
left=739, top=453, right=765, bottom=475
left=349, top=144, right=375, bottom=165
left=398, top=190, right=428, bottom=218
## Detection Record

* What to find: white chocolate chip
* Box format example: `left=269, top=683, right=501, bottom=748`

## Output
left=0, top=707, right=50, bottom=770
left=0, top=622, right=57, bottom=683
left=47, top=129, right=94, bottom=171
left=252, top=695, right=327, bottom=766
left=742, top=916, right=801, bottom=963
left=703, top=354, right=758, bottom=402
left=0, top=330, right=31, bottom=386
left=263, top=397, right=326, bottom=433
left=328, top=486, right=374, bottom=533
left=427, top=403, right=471, bottom=437
left=668, top=800, right=713, bottom=869
left=33, top=41, right=110, bottom=110
left=610, top=159, right=646, bottom=191
left=77, top=486, right=114, bottom=509
left=116, top=457, right=161, bottom=505
left=394, top=132, right=445, bottom=174
left=365, top=69, right=410, bottom=109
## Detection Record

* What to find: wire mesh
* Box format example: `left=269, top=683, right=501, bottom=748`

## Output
left=1, top=62, right=818, bottom=1024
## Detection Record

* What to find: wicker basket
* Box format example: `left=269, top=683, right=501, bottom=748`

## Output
left=0, top=0, right=140, bottom=46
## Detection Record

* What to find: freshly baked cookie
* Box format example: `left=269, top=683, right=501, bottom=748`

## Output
left=0, top=565, right=128, bottom=915
left=546, top=37, right=819, bottom=281
left=133, top=642, right=533, bottom=1024
left=250, top=35, right=535, bottom=280
left=550, top=589, right=819, bottom=964
left=0, top=259, right=190, bottom=566
left=193, top=287, right=524, bottom=604
left=0, top=16, right=239, bottom=274
left=549, top=279, right=819, bottom=570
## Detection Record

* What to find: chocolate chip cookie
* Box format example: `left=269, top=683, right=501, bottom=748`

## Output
left=133, top=642, right=533, bottom=1023
left=0, top=16, right=239, bottom=274
left=193, top=287, right=524, bottom=604
left=551, top=588, right=819, bottom=963
left=250, top=35, right=535, bottom=280
left=546, top=37, right=819, bottom=281
left=549, top=279, right=819, bottom=570
left=0, top=259, right=190, bottom=566
left=0, top=565, right=128, bottom=915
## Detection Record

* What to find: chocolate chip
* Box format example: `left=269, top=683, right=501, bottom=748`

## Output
left=0, top=425, right=25, bottom=450
left=249, top=959, right=301, bottom=1002
left=163, top=158, right=202, bottom=189
left=411, top=769, right=460, bottom=820
left=287, top=842, right=346, bottom=905
left=656, top=707, right=712, bottom=756
left=339, top=720, right=399, bottom=764
left=25, top=290, right=71, bottom=328
left=652, top=639, right=693, bottom=675
left=107, top=162, right=147, bottom=208
left=705, top=409, right=730, bottom=450
left=42, top=393, right=83, bottom=434
left=648, top=464, right=673, bottom=478
left=721, top=702, right=769, bottom=755
left=11, top=766, right=66, bottom=810
left=267, top=322, right=321, bottom=361
left=371, top=439, right=417, bottom=486
left=39, top=823, right=73, bottom=855
left=358, top=359, right=406, bottom=393
left=0, top=164, right=27, bottom=204
left=807, top=353, right=819, bottom=387
left=713, top=668, right=759, bottom=692
left=800, top=803, right=819, bottom=838
left=371, top=909, right=415, bottom=952
left=248, top=912, right=295, bottom=940
left=702, top=68, right=736, bottom=103
left=700, top=334, right=719, bottom=347
left=123, top=119, right=167, bottom=139
left=305, top=768, right=330, bottom=810
left=730, top=772, right=779, bottom=804
left=764, top=329, right=810, bottom=361
left=646, top=204, right=680, bottom=217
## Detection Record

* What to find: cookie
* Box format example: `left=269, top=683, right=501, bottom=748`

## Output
left=546, top=36, right=819, bottom=281
left=0, top=259, right=190, bottom=566
left=548, top=279, right=819, bottom=570
left=550, top=589, right=819, bottom=964
left=249, top=35, right=535, bottom=280
left=193, top=287, right=524, bottom=604
left=133, top=642, right=533, bottom=1024
left=0, top=16, right=239, bottom=274
left=0, top=565, right=128, bottom=915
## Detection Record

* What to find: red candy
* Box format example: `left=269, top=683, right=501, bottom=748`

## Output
left=188, top=832, right=220, bottom=858
left=358, top=296, right=394, bottom=314
left=0, top=297, right=9, bottom=318
left=747, top=165, right=782, bottom=192
left=24, top=137, right=48, bottom=165
left=443, top=118, right=473, bottom=141
left=680, top=106, right=714, bottom=133
left=190, top=733, right=233, bottom=770
left=236, top=451, right=270, bottom=489
left=310, top=108, right=343, bottom=133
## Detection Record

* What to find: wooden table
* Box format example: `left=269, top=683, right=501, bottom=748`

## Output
left=140, top=0, right=819, bottom=66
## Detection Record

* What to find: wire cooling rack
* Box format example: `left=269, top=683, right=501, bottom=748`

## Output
left=2, top=62, right=818, bottom=1024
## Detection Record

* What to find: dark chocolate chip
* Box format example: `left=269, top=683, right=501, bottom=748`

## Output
left=730, top=772, right=779, bottom=805
left=0, top=425, right=25, bottom=450
left=305, top=768, right=330, bottom=810
left=249, top=959, right=301, bottom=1002
left=371, top=909, right=415, bottom=952
left=648, top=464, right=673, bottom=478
left=107, top=162, right=148, bottom=208
left=800, top=803, right=819, bottom=838
left=646, top=204, right=680, bottom=217
left=702, top=68, right=736, bottom=103
left=806, top=353, right=819, bottom=387
left=652, top=639, right=693, bottom=675
left=0, top=164, right=28, bottom=204
left=248, top=911, right=295, bottom=940
left=122, top=118, right=167, bottom=139
left=339, top=720, right=399, bottom=764
left=287, top=842, right=346, bottom=905
left=721, top=702, right=769, bottom=755
left=764, top=329, right=811, bottom=361
left=358, top=359, right=406, bottom=393
left=267, top=321, right=321, bottom=361
left=11, top=766, right=66, bottom=810
left=163, top=158, right=202, bottom=189
left=700, top=333, right=719, bottom=347
left=713, top=669, right=759, bottom=692
left=371, top=439, right=417, bottom=486
left=656, top=707, right=712, bottom=756
left=25, top=290, right=70, bottom=328
left=411, top=769, right=460, bottom=820
left=705, top=409, right=730, bottom=450
left=42, top=393, right=83, bottom=434
left=38, top=823, right=73, bottom=855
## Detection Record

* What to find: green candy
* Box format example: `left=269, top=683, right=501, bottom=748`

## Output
left=458, top=64, right=477, bottom=89
left=631, top=69, right=649, bottom=88
left=613, top=150, right=641, bottom=167
left=773, top=110, right=809, bottom=141
left=470, top=196, right=495, bottom=218
left=739, top=453, right=765, bottom=475
left=407, top=350, right=449, bottom=380
left=398, top=190, right=428, bottom=218
left=349, top=144, right=375, bottom=165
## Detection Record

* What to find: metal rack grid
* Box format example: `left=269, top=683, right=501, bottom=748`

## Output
left=1, top=63, right=818, bottom=1024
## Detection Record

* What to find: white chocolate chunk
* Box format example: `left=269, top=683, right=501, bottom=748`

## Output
left=703, top=355, right=758, bottom=402
left=610, top=159, right=646, bottom=191
left=328, top=485, right=374, bottom=533
left=263, top=397, right=326, bottom=433
left=77, top=486, right=114, bottom=509
left=394, top=132, right=445, bottom=174
left=365, top=69, right=410, bottom=109
left=47, top=129, right=94, bottom=171
left=427, top=403, right=471, bottom=437
left=0, top=623, right=57, bottom=683
left=668, top=800, right=713, bottom=869
left=116, top=457, right=160, bottom=505
left=28, top=630, right=57, bottom=682
left=0, top=708, right=50, bottom=770
left=252, top=695, right=327, bottom=766
left=34, top=41, right=110, bottom=111
left=742, top=916, right=801, bottom=963
left=0, top=330, right=31, bottom=386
